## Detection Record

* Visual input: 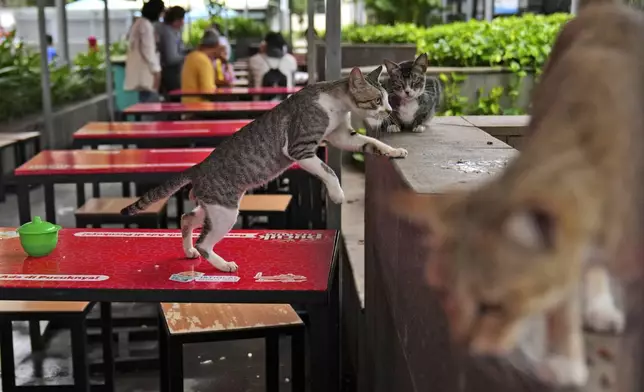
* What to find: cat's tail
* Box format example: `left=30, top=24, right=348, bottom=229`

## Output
left=120, top=170, right=193, bottom=216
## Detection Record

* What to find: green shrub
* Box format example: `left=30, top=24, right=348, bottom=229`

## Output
left=342, top=13, right=572, bottom=70
left=0, top=31, right=110, bottom=123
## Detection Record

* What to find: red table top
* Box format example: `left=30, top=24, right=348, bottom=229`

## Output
left=0, top=229, right=337, bottom=301
left=168, top=87, right=302, bottom=96
left=15, top=148, right=301, bottom=176
left=124, top=101, right=278, bottom=114
left=74, top=120, right=251, bottom=139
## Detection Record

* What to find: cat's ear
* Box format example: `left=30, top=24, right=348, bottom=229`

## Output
left=383, top=59, right=400, bottom=74
left=349, top=67, right=367, bottom=90
left=413, top=53, right=429, bottom=72
left=366, top=65, right=383, bottom=84
left=503, top=207, right=556, bottom=251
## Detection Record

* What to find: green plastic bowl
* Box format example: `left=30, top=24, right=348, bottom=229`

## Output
left=16, top=216, right=62, bottom=257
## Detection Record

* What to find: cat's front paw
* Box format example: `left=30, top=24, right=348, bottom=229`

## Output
left=386, top=124, right=402, bottom=133
left=584, top=297, right=625, bottom=334
left=327, top=186, right=345, bottom=204
left=412, top=124, right=427, bottom=133
left=184, top=247, right=200, bottom=259
left=385, top=148, right=408, bottom=159
left=536, top=355, right=588, bottom=388
left=220, top=261, right=239, bottom=272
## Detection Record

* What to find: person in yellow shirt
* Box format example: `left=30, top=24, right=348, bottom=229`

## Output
left=181, top=29, right=222, bottom=104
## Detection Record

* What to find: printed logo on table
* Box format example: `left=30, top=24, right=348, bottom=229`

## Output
left=0, top=274, right=109, bottom=281
left=257, top=232, right=322, bottom=242
left=254, top=272, right=307, bottom=283
left=0, top=231, right=18, bottom=239
left=169, top=271, right=240, bottom=283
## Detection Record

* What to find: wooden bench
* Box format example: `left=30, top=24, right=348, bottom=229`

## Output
left=0, top=301, right=114, bottom=391
left=159, top=303, right=305, bottom=392
left=239, top=194, right=293, bottom=229
left=75, top=197, right=170, bottom=229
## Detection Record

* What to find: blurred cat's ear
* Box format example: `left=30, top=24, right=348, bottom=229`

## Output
left=366, top=65, right=383, bottom=84
left=349, top=67, right=366, bottom=90
left=503, top=207, right=556, bottom=251
left=413, top=53, right=429, bottom=72
left=383, top=59, right=399, bottom=74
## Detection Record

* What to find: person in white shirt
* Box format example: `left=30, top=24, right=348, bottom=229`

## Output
left=248, top=32, right=298, bottom=89
left=124, top=0, right=165, bottom=103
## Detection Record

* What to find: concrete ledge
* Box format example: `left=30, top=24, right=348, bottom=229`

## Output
left=364, top=123, right=536, bottom=392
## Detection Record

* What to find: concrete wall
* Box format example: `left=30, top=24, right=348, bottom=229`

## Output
left=363, top=117, right=556, bottom=392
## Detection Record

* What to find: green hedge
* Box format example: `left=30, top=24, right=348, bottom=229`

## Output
left=343, top=14, right=572, bottom=117
left=0, top=32, right=114, bottom=123
left=342, top=13, right=572, bottom=71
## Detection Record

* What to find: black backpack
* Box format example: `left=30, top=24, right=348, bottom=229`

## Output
left=261, top=56, right=288, bottom=88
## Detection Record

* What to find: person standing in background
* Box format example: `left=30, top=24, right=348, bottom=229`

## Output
left=46, top=34, right=57, bottom=63
left=156, top=6, right=186, bottom=94
left=124, top=0, right=165, bottom=103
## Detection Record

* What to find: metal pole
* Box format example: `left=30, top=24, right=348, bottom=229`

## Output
left=55, top=0, right=70, bottom=64
left=103, top=0, right=115, bottom=121
left=326, top=0, right=341, bottom=230
left=570, top=0, right=579, bottom=14
left=37, top=0, right=55, bottom=149
left=306, top=0, right=316, bottom=85
left=484, top=0, right=493, bottom=20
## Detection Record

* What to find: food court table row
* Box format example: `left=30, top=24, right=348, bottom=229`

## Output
left=124, top=102, right=279, bottom=120
left=167, top=86, right=302, bottom=99
left=14, top=148, right=325, bottom=229
left=72, top=120, right=251, bottom=148
left=0, top=228, right=340, bottom=392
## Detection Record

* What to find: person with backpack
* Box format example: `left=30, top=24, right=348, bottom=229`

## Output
left=248, top=32, right=297, bottom=99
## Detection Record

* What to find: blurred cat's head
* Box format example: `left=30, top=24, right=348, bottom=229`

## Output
left=384, top=53, right=429, bottom=100
left=391, top=186, right=587, bottom=356
left=347, top=66, right=392, bottom=128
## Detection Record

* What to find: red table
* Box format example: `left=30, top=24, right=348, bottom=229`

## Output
left=167, top=87, right=302, bottom=99
left=14, top=149, right=315, bottom=226
left=124, top=101, right=279, bottom=120
left=72, top=120, right=251, bottom=148
left=0, top=228, right=340, bottom=392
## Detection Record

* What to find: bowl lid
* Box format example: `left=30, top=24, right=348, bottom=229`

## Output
left=17, top=216, right=62, bottom=234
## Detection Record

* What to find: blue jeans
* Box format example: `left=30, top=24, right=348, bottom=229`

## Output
left=138, top=90, right=160, bottom=102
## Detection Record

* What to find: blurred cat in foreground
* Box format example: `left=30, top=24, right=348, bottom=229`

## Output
left=391, top=0, right=644, bottom=387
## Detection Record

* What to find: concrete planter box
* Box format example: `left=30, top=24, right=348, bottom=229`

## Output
left=0, top=94, right=110, bottom=175
left=316, top=43, right=417, bottom=81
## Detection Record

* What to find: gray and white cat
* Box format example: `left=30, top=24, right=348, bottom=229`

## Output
left=382, top=53, right=442, bottom=133
left=121, top=66, right=408, bottom=273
